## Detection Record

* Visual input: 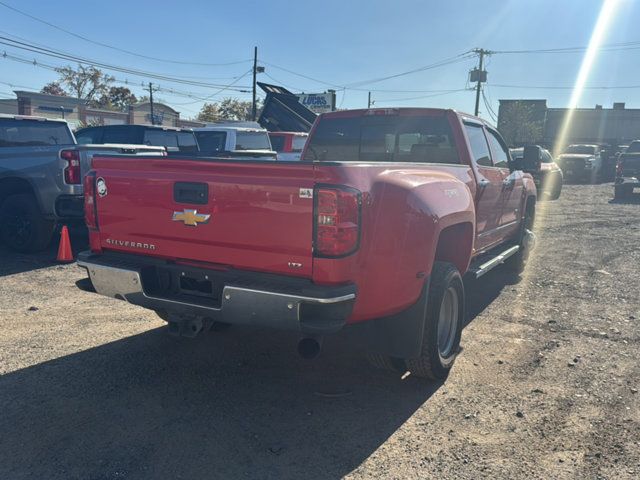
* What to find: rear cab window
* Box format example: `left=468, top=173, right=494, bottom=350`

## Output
left=304, top=113, right=460, bottom=164
left=235, top=131, right=272, bottom=151
left=195, top=131, right=227, bottom=153
left=102, top=126, right=136, bottom=144
left=143, top=129, right=198, bottom=152
left=0, top=119, right=74, bottom=147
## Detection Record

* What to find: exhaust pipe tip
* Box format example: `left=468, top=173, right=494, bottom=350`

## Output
left=297, top=337, right=322, bottom=360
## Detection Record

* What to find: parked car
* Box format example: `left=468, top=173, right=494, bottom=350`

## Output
left=614, top=139, right=640, bottom=199
left=511, top=146, right=563, bottom=200
left=0, top=114, right=165, bottom=252
left=268, top=132, right=308, bottom=161
left=77, top=108, right=538, bottom=381
left=194, top=125, right=277, bottom=160
left=75, top=124, right=199, bottom=153
left=556, top=144, right=603, bottom=183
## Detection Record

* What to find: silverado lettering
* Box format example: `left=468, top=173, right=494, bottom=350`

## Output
left=78, top=108, right=539, bottom=382
left=105, top=238, right=156, bottom=250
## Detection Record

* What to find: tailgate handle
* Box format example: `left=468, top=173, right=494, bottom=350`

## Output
left=174, top=182, right=209, bottom=205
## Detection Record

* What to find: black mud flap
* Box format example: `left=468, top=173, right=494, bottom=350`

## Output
left=347, top=280, right=429, bottom=359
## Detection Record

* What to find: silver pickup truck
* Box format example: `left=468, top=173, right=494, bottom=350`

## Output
left=0, top=114, right=165, bottom=252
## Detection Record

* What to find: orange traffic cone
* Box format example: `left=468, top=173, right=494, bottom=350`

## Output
left=56, top=225, right=74, bottom=263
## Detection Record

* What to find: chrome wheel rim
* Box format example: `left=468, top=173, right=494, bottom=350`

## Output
left=437, top=286, right=459, bottom=358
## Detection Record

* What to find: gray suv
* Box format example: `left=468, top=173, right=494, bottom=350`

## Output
left=0, top=115, right=164, bottom=252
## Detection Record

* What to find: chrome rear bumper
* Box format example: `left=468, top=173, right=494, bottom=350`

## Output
left=78, top=252, right=356, bottom=335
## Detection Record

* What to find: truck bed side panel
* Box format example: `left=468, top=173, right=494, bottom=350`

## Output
left=313, top=163, right=476, bottom=322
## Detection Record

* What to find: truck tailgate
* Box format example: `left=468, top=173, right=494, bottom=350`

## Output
left=91, top=157, right=316, bottom=277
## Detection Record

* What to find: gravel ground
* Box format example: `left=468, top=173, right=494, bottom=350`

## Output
left=0, top=184, right=638, bottom=479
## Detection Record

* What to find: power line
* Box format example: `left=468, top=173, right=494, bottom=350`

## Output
left=263, top=51, right=475, bottom=91
left=492, top=40, right=640, bottom=55
left=481, top=89, right=498, bottom=123
left=0, top=53, right=252, bottom=108
left=0, top=1, right=252, bottom=67
left=373, top=88, right=470, bottom=104
left=488, top=82, right=640, bottom=90
left=0, top=36, right=253, bottom=90
left=261, top=61, right=344, bottom=89
left=343, top=52, right=476, bottom=88
left=163, top=70, right=254, bottom=105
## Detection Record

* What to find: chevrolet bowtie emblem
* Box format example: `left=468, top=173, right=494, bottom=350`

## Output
left=172, top=209, right=211, bottom=226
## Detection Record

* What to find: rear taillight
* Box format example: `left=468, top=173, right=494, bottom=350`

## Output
left=616, top=158, right=624, bottom=176
left=84, top=171, right=98, bottom=230
left=61, top=149, right=81, bottom=184
left=314, top=186, right=361, bottom=257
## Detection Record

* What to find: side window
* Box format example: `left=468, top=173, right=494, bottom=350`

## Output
left=464, top=123, right=492, bottom=167
left=75, top=128, right=100, bottom=144
left=485, top=129, right=510, bottom=168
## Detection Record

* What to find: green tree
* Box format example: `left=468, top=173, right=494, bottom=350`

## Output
left=95, top=86, right=137, bottom=111
left=41, top=82, right=67, bottom=96
left=54, top=65, right=114, bottom=103
left=498, top=101, right=543, bottom=146
left=197, top=102, right=221, bottom=122
left=218, top=98, right=253, bottom=121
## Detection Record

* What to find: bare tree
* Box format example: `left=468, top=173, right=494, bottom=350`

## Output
left=54, top=65, right=114, bottom=103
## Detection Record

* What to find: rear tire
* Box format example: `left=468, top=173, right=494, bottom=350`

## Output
left=0, top=194, right=55, bottom=253
left=404, top=262, right=464, bottom=380
left=549, top=178, right=562, bottom=200
left=366, top=352, right=405, bottom=373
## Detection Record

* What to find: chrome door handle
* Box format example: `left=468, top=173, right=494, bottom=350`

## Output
left=478, top=178, right=491, bottom=189
left=502, top=177, right=515, bottom=188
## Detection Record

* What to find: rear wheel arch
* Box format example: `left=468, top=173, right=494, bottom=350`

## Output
left=0, top=177, right=39, bottom=209
left=432, top=221, right=474, bottom=275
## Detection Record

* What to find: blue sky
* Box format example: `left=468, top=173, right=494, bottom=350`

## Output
left=1, top=0, right=639, bottom=122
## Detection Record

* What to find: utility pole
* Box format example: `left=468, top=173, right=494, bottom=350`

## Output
left=149, top=82, right=155, bottom=125
left=252, top=46, right=258, bottom=121
left=471, top=48, right=491, bottom=116
left=367, top=91, right=371, bottom=108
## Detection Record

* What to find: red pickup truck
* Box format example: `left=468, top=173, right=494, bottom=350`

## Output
left=78, top=108, right=539, bottom=380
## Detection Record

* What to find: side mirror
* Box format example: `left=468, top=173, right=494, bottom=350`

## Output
left=509, top=156, right=524, bottom=172
left=522, top=145, right=542, bottom=173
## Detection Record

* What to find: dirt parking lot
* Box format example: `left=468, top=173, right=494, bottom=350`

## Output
left=0, top=184, right=638, bottom=479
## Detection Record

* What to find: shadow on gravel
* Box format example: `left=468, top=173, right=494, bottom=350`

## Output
left=464, top=269, right=521, bottom=327
left=0, top=227, right=87, bottom=278
left=609, top=192, right=640, bottom=205
left=0, top=326, right=439, bottom=480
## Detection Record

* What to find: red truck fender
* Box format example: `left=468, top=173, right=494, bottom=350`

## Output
left=379, top=167, right=476, bottom=276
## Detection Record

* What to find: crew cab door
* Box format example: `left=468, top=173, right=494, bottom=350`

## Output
left=485, top=127, right=523, bottom=237
left=464, top=122, right=504, bottom=252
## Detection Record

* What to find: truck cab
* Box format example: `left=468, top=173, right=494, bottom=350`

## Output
left=194, top=124, right=277, bottom=160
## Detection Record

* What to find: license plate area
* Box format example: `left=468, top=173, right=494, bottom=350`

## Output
left=140, top=265, right=223, bottom=308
